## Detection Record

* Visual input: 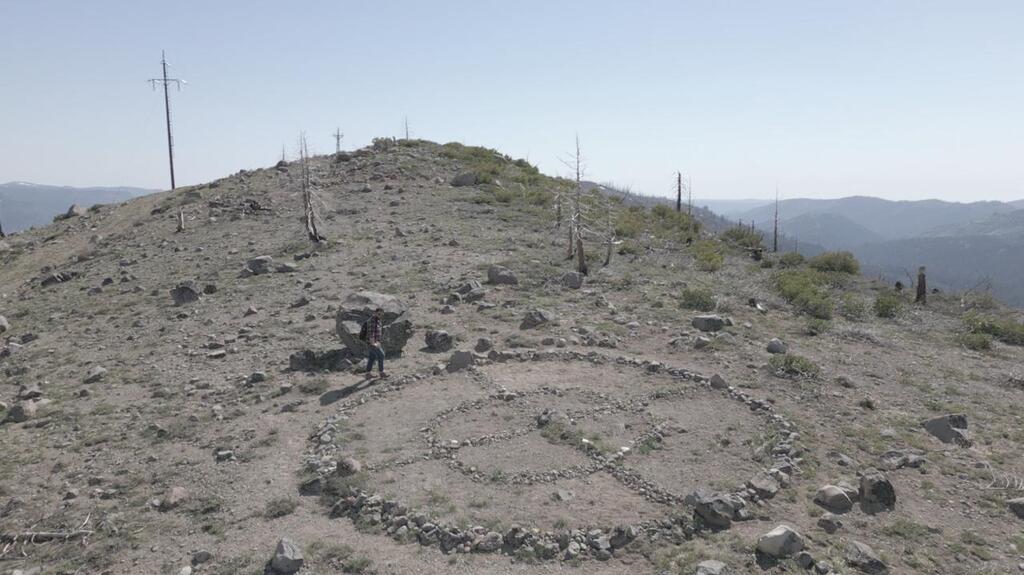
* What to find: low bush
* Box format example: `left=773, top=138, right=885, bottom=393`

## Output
left=776, top=270, right=833, bottom=319
left=779, top=252, right=805, bottom=268
left=965, top=314, right=1024, bottom=346
left=679, top=287, right=716, bottom=311
left=264, top=497, right=297, bottom=519
left=955, top=332, right=992, bottom=351
left=721, top=225, right=764, bottom=249
left=874, top=292, right=904, bottom=318
left=809, top=251, right=860, bottom=274
left=769, top=354, right=821, bottom=379
left=693, top=240, right=724, bottom=272
left=840, top=293, right=868, bottom=321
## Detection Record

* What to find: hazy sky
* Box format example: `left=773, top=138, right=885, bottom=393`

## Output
left=2, top=1, right=1023, bottom=201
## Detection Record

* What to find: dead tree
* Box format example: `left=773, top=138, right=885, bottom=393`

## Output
left=772, top=186, right=780, bottom=252
left=916, top=266, right=927, bottom=304
left=299, top=133, right=326, bottom=243
left=676, top=171, right=682, bottom=212
left=176, top=207, right=185, bottom=233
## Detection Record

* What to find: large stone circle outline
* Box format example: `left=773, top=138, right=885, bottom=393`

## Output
left=303, top=349, right=802, bottom=562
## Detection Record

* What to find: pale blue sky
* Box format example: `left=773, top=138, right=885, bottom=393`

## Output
left=2, top=0, right=1022, bottom=201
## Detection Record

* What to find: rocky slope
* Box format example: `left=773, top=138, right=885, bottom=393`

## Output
left=2, top=140, right=1024, bottom=575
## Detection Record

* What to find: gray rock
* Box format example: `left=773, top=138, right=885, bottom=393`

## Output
left=692, top=492, right=736, bottom=530
left=696, top=560, right=730, bottom=575
left=560, top=271, right=584, bottom=289
left=160, top=486, right=188, bottom=511
left=692, top=315, right=726, bottom=332
left=756, top=525, right=804, bottom=558
left=473, top=531, right=503, bottom=552
left=336, top=457, right=362, bottom=477
left=844, top=540, right=888, bottom=574
left=766, top=338, right=787, bottom=354
left=520, top=309, right=552, bottom=329
left=474, top=338, right=493, bottom=352
left=446, top=350, right=478, bottom=372
left=817, top=512, right=842, bottom=533
left=451, top=172, right=481, bottom=187
left=245, top=255, right=274, bottom=275
left=693, top=336, right=712, bottom=349
left=1007, top=497, right=1024, bottom=519
left=487, top=265, right=518, bottom=285
left=425, top=330, right=453, bottom=352
left=270, top=537, right=304, bottom=574
left=170, top=281, right=201, bottom=306
left=795, top=551, right=815, bottom=569
left=608, top=524, right=638, bottom=549
left=815, top=484, right=853, bottom=512
left=5, top=399, right=50, bottom=423
left=335, top=292, right=413, bottom=356
left=84, top=366, right=107, bottom=384
left=17, top=384, right=42, bottom=400
left=859, top=468, right=896, bottom=514
left=0, top=315, right=9, bottom=333
left=921, top=413, right=971, bottom=447
left=747, top=473, right=780, bottom=499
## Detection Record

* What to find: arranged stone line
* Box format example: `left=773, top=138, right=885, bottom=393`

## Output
left=301, top=349, right=802, bottom=563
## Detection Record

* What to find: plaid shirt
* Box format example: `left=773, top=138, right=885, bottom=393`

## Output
left=367, top=316, right=383, bottom=343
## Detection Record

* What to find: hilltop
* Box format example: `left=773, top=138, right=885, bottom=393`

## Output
left=2, top=140, right=1024, bottom=575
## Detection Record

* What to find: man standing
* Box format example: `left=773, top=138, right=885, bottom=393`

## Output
left=364, top=308, right=387, bottom=379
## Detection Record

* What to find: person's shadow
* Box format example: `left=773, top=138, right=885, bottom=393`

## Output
left=319, top=378, right=375, bottom=406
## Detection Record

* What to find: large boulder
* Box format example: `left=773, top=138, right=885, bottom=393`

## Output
left=451, top=172, right=480, bottom=187
left=335, top=292, right=413, bottom=356
left=244, top=255, right=274, bottom=275
left=921, top=414, right=971, bottom=447
left=691, top=492, right=737, bottom=530
left=756, top=525, right=804, bottom=559
left=560, top=271, right=584, bottom=289
left=425, top=330, right=454, bottom=352
left=487, top=265, right=518, bottom=285
left=692, top=315, right=726, bottom=332
left=858, top=468, right=896, bottom=514
left=844, top=541, right=888, bottom=574
left=446, top=350, right=478, bottom=372
left=270, top=537, right=304, bottom=574
left=814, top=484, right=853, bottom=512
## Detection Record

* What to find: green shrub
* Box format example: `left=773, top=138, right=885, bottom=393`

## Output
left=874, top=292, right=904, bottom=318
left=965, top=315, right=1024, bottom=346
left=804, top=318, right=831, bottom=336
left=617, top=240, right=640, bottom=255
left=840, top=293, right=868, bottom=321
left=809, top=251, right=860, bottom=274
left=693, top=240, right=724, bottom=272
left=680, top=287, right=716, bottom=311
left=955, top=332, right=992, bottom=351
left=769, top=354, right=821, bottom=379
left=615, top=207, right=646, bottom=238
left=776, top=270, right=833, bottom=319
left=721, top=226, right=764, bottom=249
left=779, top=252, right=805, bottom=268
left=264, top=497, right=298, bottom=519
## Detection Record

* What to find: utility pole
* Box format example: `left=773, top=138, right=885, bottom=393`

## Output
left=148, top=51, right=185, bottom=190
left=403, top=116, right=410, bottom=140
left=773, top=185, right=780, bottom=253
left=675, top=172, right=682, bottom=213
left=333, top=128, right=344, bottom=153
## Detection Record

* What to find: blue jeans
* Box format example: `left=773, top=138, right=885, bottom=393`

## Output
left=366, top=345, right=385, bottom=373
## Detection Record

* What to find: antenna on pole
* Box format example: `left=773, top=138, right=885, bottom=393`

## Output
left=403, top=116, right=410, bottom=140
left=333, top=128, right=344, bottom=153
left=148, top=50, right=185, bottom=190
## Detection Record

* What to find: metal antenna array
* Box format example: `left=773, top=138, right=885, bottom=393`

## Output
left=333, top=128, right=344, bottom=153
left=148, top=51, right=185, bottom=189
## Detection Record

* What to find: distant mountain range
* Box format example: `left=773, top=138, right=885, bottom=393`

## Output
left=708, top=195, right=1024, bottom=306
left=0, top=182, right=155, bottom=233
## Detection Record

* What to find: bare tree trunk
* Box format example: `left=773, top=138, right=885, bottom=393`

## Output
left=300, top=133, right=325, bottom=243
left=567, top=220, right=575, bottom=259
left=576, top=236, right=588, bottom=275
left=916, top=266, right=927, bottom=304
left=555, top=194, right=562, bottom=228
left=176, top=208, right=185, bottom=233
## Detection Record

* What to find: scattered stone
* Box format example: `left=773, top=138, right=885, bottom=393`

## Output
left=795, top=551, right=815, bottom=569
left=474, top=338, right=493, bottom=352
left=17, top=384, right=42, bottom=400
left=270, top=537, right=304, bottom=574
left=191, top=550, right=212, bottom=565
left=844, top=540, right=888, bottom=574
left=859, top=468, right=896, bottom=514
left=817, top=512, right=842, bottom=533
left=425, top=330, right=454, bottom=352
left=84, top=366, right=107, bottom=384
left=451, top=172, right=481, bottom=187
left=160, top=486, right=188, bottom=511
left=879, top=449, right=927, bottom=471
left=747, top=473, right=780, bottom=499
left=692, top=315, right=726, bottom=332
left=520, top=309, right=552, bottom=330
left=336, top=457, right=362, bottom=477
left=921, top=413, right=971, bottom=447
left=766, top=338, right=787, bottom=354
left=288, top=348, right=353, bottom=372
left=244, top=255, right=274, bottom=275
left=710, top=374, right=728, bottom=389
left=446, top=350, right=477, bottom=372
left=1007, top=497, right=1024, bottom=520
left=560, top=271, right=584, bottom=289
left=473, top=531, right=503, bottom=552
left=0, top=316, right=9, bottom=333
left=5, top=399, right=50, bottom=423
left=249, top=371, right=267, bottom=384
left=170, top=281, right=202, bottom=306
left=486, top=265, right=518, bottom=285
left=756, top=525, right=804, bottom=559
left=696, top=560, right=730, bottom=575
left=692, top=492, right=736, bottom=530
left=335, top=292, right=414, bottom=356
